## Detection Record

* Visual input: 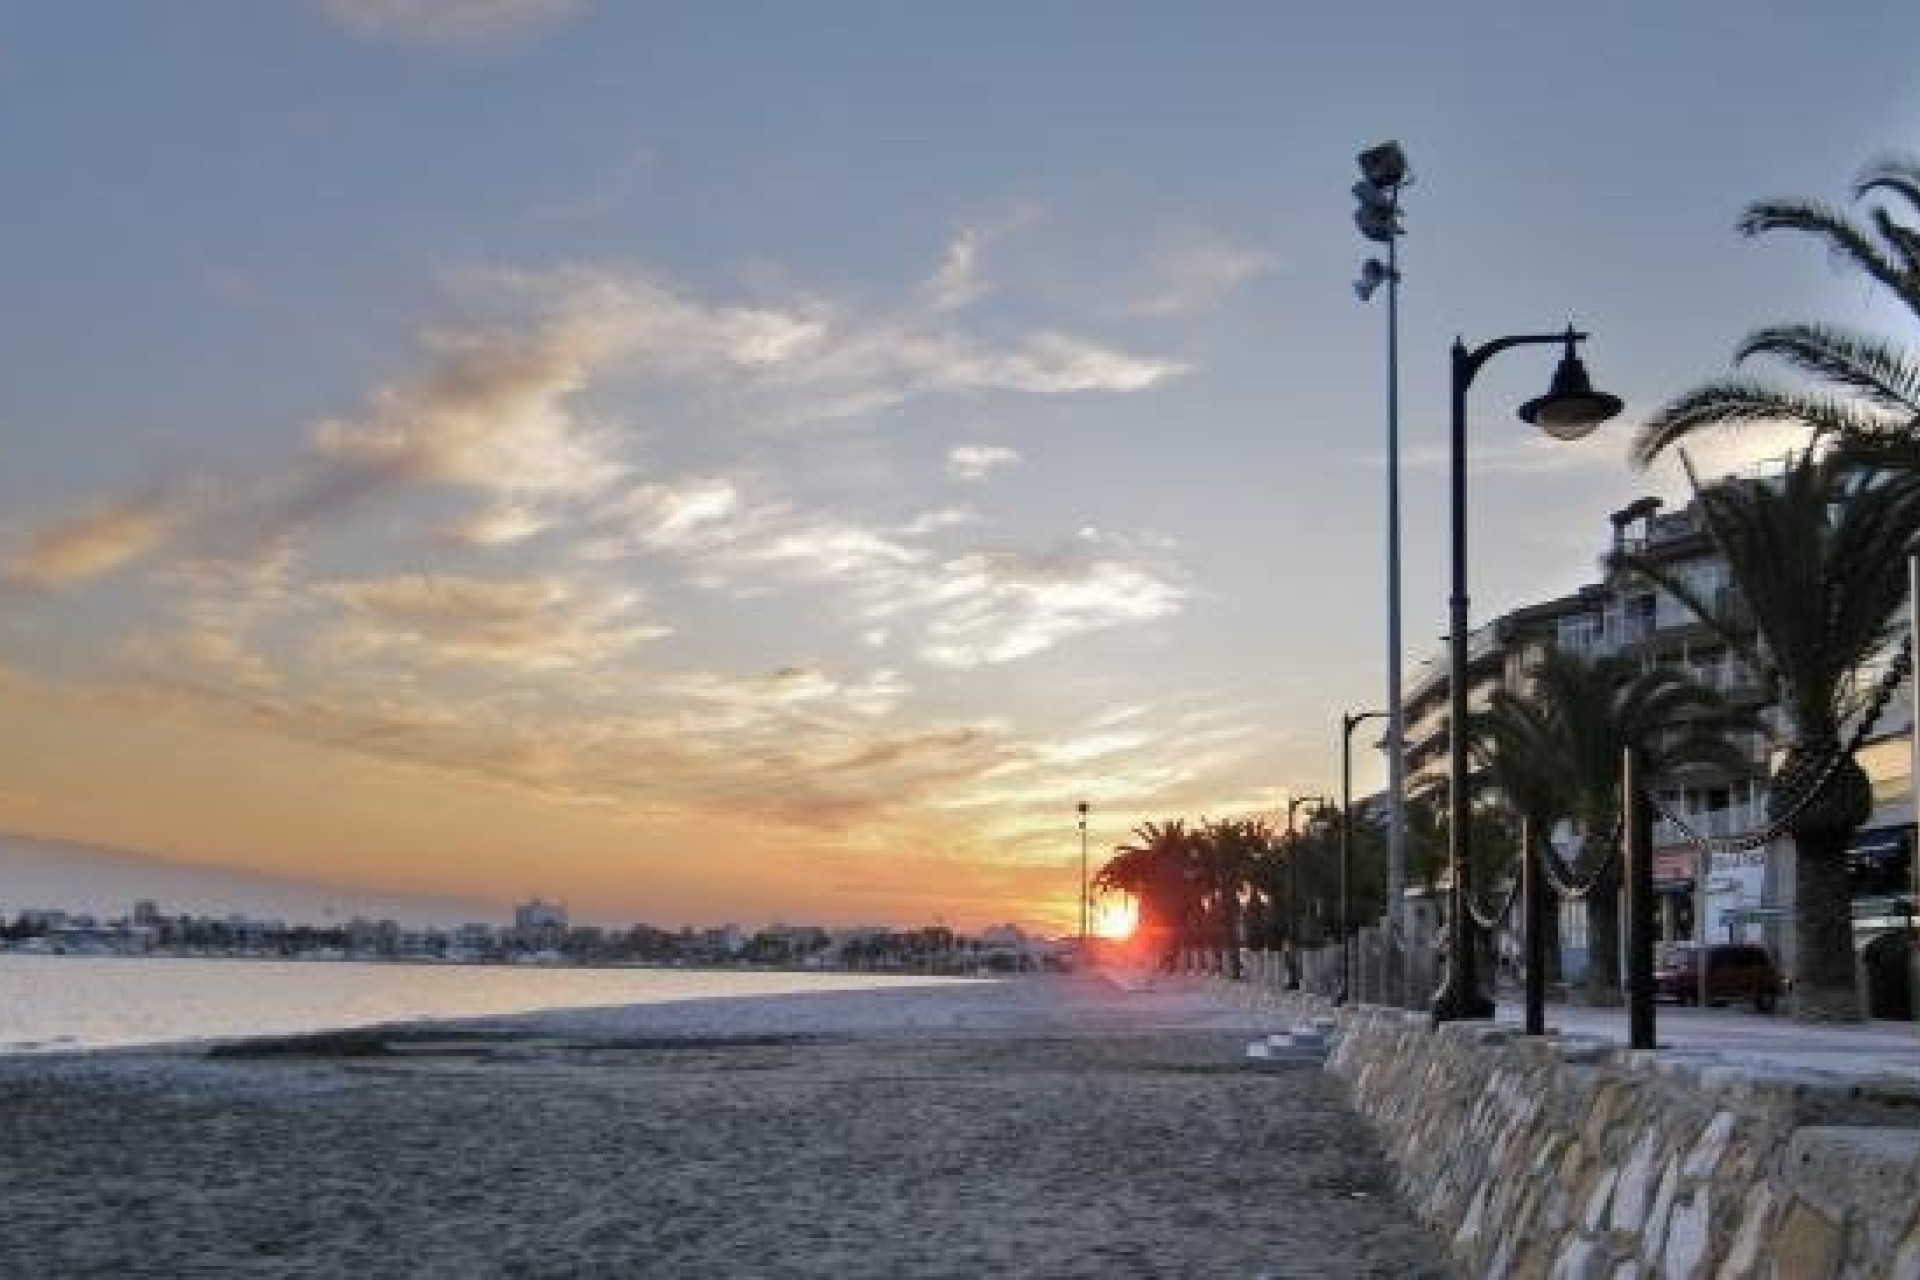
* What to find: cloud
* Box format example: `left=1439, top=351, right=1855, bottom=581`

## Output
left=664, top=666, right=909, bottom=731
left=613, top=478, right=743, bottom=550
left=441, top=503, right=553, bottom=547
left=1128, top=241, right=1277, bottom=317
left=593, top=469, right=1185, bottom=669
left=917, top=545, right=1185, bottom=668
left=321, top=573, right=665, bottom=669
left=316, top=0, right=583, bottom=46
left=1391, top=427, right=1634, bottom=479
left=310, top=322, right=626, bottom=502
left=6, top=493, right=181, bottom=587
left=947, top=445, right=1021, bottom=483
left=925, top=229, right=989, bottom=312
left=477, top=263, right=1186, bottom=426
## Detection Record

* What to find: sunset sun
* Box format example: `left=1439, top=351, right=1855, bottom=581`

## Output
left=1091, top=898, right=1139, bottom=941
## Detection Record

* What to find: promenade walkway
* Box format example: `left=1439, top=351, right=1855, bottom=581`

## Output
left=1490, top=999, right=1920, bottom=1080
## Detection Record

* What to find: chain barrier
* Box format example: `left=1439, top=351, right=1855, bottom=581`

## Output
left=1645, top=635, right=1912, bottom=857
left=1464, top=869, right=1521, bottom=930
left=1447, top=634, right=1911, bottom=930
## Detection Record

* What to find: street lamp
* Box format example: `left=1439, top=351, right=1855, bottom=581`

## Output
left=1433, top=328, right=1621, bottom=1025
left=1077, top=800, right=1090, bottom=947
left=1353, top=140, right=1412, bottom=950
left=1285, top=793, right=1333, bottom=989
left=1340, top=709, right=1388, bottom=1003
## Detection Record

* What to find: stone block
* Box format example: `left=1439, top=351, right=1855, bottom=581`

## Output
left=1609, top=1129, right=1661, bottom=1234
left=1644, top=1157, right=1680, bottom=1265
left=1717, top=1180, right=1775, bottom=1280
left=1582, top=1167, right=1620, bottom=1234
left=1682, top=1110, right=1736, bottom=1180
left=1552, top=1238, right=1607, bottom=1280
left=1664, top=1189, right=1712, bottom=1280
left=1769, top=1197, right=1840, bottom=1280
left=1783, top=1127, right=1920, bottom=1270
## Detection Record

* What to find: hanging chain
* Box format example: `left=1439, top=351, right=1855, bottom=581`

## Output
left=1464, top=868, right=1521, bottom=929
left=1537, top=820, right=1623, bottom=902
left=1645, top=635, right=1912, bottom=857
left=1453, top=635, right=1911, bottom=918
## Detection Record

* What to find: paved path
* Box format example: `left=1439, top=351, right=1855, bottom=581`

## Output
left=1491, top=998, right=1920, bottom=1080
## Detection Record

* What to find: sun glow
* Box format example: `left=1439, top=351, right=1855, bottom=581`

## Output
left=1091, top=897, right=1138, bottom=940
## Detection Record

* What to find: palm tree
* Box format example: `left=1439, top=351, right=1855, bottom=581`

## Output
left=1192, top=817, right=1272, bottom=979
left=1480, top=647, right=1755, bottom=1004
left=1620, top=455, right=1920, bottom=1018
left=1631, top=155, right=1920, bottom=468
left=1472, top=689, right=1573, bottom=985
left=1097, top=819, right=1198, bottom=972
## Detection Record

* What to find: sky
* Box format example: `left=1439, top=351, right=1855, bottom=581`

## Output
left=2, top=1, right=1919, bottom=933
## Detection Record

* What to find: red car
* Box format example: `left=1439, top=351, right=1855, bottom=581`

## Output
left=1653, top=942, right=1783, bottom=1012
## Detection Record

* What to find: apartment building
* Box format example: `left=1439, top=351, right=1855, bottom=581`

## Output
left=1398, top=482, right=1915, bottom=1001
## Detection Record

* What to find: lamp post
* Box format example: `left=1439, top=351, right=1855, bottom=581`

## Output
left=1286, top=793, right=1333, bottom=989
left=1354, top=141, right=1412, bottom=952
left=1340, top=709, right=1388, bottom=1003
left=1432, top=328, right=1622, bottom=1025
left=1077, top=800, right=1090, bottom=948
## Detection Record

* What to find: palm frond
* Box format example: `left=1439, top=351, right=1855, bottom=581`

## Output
left=1854, top=154, right=1920, bottom=222
left=1630, top=379, right=1891, bottom=467
left=1736, top=323, right=1920, bottom=416
left=1739, top=198, right=1920, bottom=313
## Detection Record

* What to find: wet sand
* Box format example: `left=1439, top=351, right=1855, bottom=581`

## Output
left=0, top=975, right=1449, bottom=1278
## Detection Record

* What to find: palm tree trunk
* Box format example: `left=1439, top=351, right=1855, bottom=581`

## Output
left=1791, top=825, right=1863, bottom=1020
left=1584, top=858, right=1624, bottom=1006
left=1222, top=890, right=1243, bottom=980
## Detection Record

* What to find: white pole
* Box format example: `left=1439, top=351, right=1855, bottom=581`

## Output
left=1385, top=225, right=1407, bottom=942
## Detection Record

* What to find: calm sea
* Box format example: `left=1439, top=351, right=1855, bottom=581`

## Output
left=0, top=954, right=968, bottom=1053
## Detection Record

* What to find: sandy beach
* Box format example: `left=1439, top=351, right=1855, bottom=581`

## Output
left=0, top=975, right=1449, bottom=1278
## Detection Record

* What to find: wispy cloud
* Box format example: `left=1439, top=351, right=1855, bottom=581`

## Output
left=6, top=492, right=183, bottom=588
left=1128, top=240, right=1277, bottom=317
left=917, top=544, right=1184, bottom=668
left=316, top=0, right=584, bottom=46
left=479, top=263, right=1186, bottom=426
left=591, top=471, right=1185, bottom=669
left=321, top=573, right=666, bottom=669
left=924, top=228, right=989, bottom=312
left=947, top=445, right=1021, bottom=483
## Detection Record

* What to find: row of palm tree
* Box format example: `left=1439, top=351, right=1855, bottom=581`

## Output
left=1095, top=800, right=1454, bottom=976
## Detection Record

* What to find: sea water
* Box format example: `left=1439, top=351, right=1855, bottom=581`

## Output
left=0, top=954, right=970, bottom=1052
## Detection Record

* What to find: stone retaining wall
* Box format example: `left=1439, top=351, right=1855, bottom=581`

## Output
left=1213, top=982, right=1920, bottom=1278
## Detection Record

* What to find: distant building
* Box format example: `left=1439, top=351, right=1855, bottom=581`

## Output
left=514, top=898, right=568, bottom=931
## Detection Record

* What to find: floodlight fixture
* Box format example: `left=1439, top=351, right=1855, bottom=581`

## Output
left=1357, top=140, right=1409, bottom=190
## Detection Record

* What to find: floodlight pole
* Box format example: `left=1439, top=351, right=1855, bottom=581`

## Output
left=1383, top=216, right=1409, bottom=958
left=1353, top=143, right=1412, bottom=964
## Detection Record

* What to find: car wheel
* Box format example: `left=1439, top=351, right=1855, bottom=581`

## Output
left=1754, top=991, right=1777, bottom=1014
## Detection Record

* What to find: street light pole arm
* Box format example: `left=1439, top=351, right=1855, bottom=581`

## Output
left=1455, top=330, right=1588, bottom=390
left=1343, top=709, right=1389, bottom=745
